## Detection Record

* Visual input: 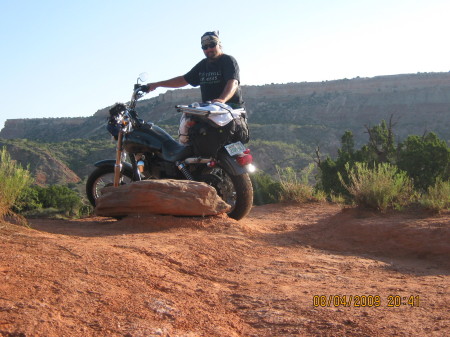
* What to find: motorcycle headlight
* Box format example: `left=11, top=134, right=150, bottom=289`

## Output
left=109, top=103, right=126, bottom=117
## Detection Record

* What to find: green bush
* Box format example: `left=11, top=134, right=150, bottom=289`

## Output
left=14, top=184, right=86, bottom=218
left=251, top=171, right=282, bottom=205
left=36, top=185, right=83, bottom=216
left=317, top=157, right=345, bottom=197
left=0, top=147, right=33, bottom=220
left=420, top=178, right=450, bottom=213
left=397, top=133, right=450, bottom=190
left=318, top=123, right=450, bottom=211
left=252, top=165, right=326, bottom=205
left=277, top=164, right=320, bottom=203
left=339, top=162, right=414, bottom=211
left=12, top=185, right=43, bottom=214
left=317, top=131, right=364, bottom=198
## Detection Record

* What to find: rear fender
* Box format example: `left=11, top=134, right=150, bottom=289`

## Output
left=217, top=151, right=246, bottom=176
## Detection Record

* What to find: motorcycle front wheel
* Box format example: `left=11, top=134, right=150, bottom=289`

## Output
left=86, top=166, right=133, bottom=207
left=201, top=169, right=253, bottom=220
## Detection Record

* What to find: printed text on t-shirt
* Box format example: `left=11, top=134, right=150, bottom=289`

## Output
left=199, top=71, right=221, bottom=85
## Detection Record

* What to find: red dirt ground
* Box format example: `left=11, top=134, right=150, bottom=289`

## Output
left=0, top=203, right=449, bottom=337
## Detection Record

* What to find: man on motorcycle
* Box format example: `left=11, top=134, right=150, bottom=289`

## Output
left=144, top=31, right=244, bottom=108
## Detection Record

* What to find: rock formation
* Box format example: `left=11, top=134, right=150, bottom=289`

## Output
left=3, top=72, right=450, bottom=144
left=95, top=179, right=231, bottom=217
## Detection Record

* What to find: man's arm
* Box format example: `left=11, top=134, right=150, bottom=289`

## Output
left=146, top=76, right=188, bottom=92
left=212, top=79, right=239, bottom=103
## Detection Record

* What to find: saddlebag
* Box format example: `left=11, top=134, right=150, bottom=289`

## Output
left=188, top=111, right=249, bottom=157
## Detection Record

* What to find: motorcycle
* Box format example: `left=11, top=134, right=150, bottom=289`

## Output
left=86, top=73, right=255, bottom=220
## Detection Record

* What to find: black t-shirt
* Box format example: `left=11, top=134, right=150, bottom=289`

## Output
left=184, top=54, right=243, bottom=105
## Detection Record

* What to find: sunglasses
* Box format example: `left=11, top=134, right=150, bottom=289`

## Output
left=201, top=42, right=217, bottom=50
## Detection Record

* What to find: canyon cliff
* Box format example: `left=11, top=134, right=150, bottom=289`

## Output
left=2, top=72, right=449, bottom=147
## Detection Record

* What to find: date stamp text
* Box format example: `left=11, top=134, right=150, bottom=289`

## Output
left=313, top=295, right=420, bottom=307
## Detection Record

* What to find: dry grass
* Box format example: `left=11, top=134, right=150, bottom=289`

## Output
left=277, top=164, right=324, bottom=203
left=0, top=147, right=33, bottom=222
left=420, top=178, right=450, bottom=213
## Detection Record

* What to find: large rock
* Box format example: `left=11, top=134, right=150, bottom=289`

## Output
left=95, top=179, right=230, bottom=217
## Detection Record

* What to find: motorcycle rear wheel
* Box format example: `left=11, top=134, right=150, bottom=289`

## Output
left=86, top=166, right=133, bottom=207
left=201, top=169, right=253, bottom=220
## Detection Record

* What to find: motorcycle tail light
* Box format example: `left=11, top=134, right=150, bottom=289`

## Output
left=207, top=160, right=217, bottom=167
left=236, top=154, right=253, bottom=166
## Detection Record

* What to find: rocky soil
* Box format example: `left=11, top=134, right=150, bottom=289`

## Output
left=0, top=203, right=449, bottom=337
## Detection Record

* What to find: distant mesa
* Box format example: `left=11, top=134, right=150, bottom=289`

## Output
left=2, top=72, right=450, bottom=141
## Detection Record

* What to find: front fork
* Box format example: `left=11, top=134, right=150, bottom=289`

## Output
left=113, top=131, right=124, bottom=187
left=113, top=131, right=142, bottom=187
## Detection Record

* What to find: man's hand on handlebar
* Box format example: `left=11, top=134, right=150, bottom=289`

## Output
left=143, top=83, right=158, bottom=93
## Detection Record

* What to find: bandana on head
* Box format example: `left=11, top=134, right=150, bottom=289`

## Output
left=201, top=31, right=220, bottom=46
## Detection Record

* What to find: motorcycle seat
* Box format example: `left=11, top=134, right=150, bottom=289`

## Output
left=161, top=139, right=194, bottom=162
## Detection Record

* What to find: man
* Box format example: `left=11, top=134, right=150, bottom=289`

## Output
left=145, top=31, right=244, bottom=108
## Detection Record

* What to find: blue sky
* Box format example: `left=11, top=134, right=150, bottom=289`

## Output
left=1, top=0, right=449, bottom=130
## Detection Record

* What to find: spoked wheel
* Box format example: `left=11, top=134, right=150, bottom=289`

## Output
left=86, top=166, right=133, bottom=207
left=201, top=168, right=253, bottom=220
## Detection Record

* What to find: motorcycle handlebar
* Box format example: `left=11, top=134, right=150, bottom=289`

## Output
left=129, top=85, right=148, bottom=109
left=134, top=85, right=148, bottom=95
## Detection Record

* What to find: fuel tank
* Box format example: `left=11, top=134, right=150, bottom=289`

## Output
left=122, top=123, right=174, bottom=153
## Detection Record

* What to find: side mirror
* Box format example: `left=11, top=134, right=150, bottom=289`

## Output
left=137, top=72, right=149, bottom=83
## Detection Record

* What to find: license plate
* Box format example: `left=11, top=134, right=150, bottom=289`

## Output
left=225, top=141, right=246, bottom=156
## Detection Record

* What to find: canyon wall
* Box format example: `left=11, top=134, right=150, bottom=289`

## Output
left=1, top=72, right=450, bottom=145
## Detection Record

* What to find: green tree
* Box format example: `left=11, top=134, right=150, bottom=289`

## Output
left=339, top=130, right=355, bottom=158
left=361, top=119, right=396, bottom=163
left=318, top=130, right=361, bottom=197
left=397, top=132, right=450, bottom=190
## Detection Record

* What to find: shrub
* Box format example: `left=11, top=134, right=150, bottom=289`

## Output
left=313, top=189, right=328, bottom=202
left=397, top=133, right=450, bottom=191
left=277, top=164, right=320, bottom=203
left=318, top=125, right=450, bottom=203
left=420, top=178, right=450, bottom=213
left=13, top=184, right=89, bottom=219
left=339, top=162, right=414, bottom=211
left=317, top=157, right=345, bottom=197
left=0, top=147, right=33, bottom=221
left=317, top=131, right=365, bottom=199
left=330, top=193, right=347, bottom=205
left=251, top=171, right=282, bottom=205
left=36, top=185, right=83, bottom=216
left=12, top=185, right=42, bottom=214
left=77, top=204, right=94, bottom=218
